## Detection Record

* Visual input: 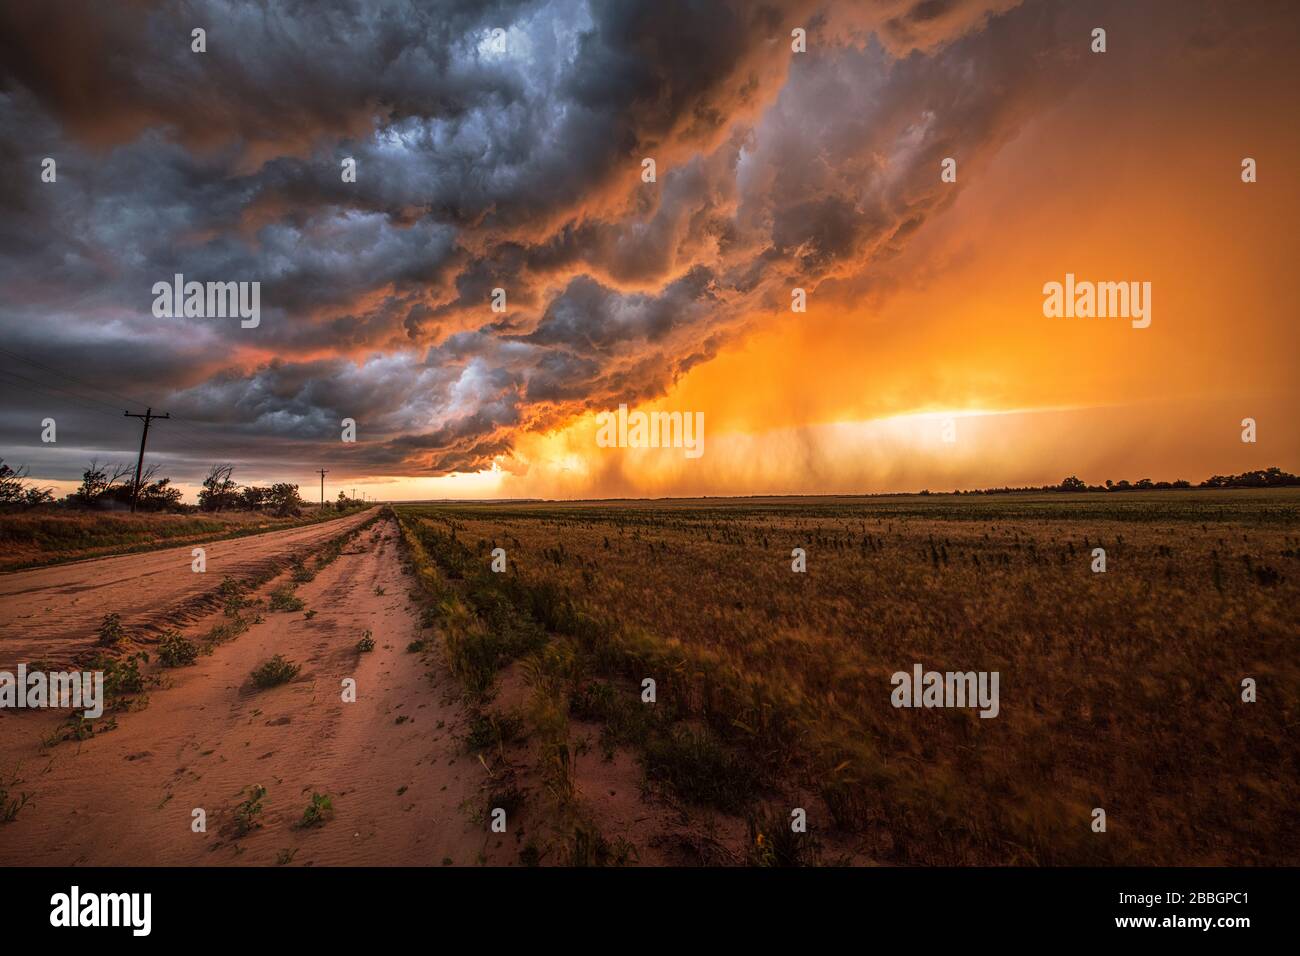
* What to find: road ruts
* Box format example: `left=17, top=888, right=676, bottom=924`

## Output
left=0, top=508, right=379, bottom=668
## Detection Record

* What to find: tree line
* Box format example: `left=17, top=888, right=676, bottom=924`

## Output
left=946, top=467, right=1300, bottom=495
left=0, top=459, right=363, bottom=515
left=3, top=459, right=1295, bottom=511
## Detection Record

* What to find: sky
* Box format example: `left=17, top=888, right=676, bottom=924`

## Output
left=1, top=0, right=1296, bottom=502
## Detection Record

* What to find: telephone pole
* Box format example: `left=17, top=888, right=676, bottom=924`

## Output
left=317, top=468, right=328, bottom=508
left=124, top=407, right=169, bottom=513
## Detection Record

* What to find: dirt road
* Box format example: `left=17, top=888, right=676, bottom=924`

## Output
left=0, top=508, right=378, bottom=668
left=0, top=515, right=510, bottom=866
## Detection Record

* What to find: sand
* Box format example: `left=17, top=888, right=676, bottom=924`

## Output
left=0, top=508, right=378, bottom=669
left=0, top=516, right=517, bottom=866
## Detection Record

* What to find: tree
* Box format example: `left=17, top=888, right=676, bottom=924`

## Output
left=0, top=460, right=53, bottom=507
left=1199, top=467, right=1298, bottom=489
left=1059, top=475, right=1086, bottom=492
left=71, top=459, right=132, bottom=507
left=103, top=463, right=160, bottom=507
left=240, top=486, right=270, bottom=511
left=198, top=464, right=238, bottom=511
left=0, top=460, right=28, bottom=503
left=266, top=483, right=302, bottom=516
left=334, top=489, right=363, bottom=512
left=134, top=476, right=184, bottom=511
left=74, top=461, right=109, bottom=502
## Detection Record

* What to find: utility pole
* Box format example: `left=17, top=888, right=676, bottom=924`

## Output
left=124, top=407, right=169, bottom=513
left=317, top=468, right=328, bottom=508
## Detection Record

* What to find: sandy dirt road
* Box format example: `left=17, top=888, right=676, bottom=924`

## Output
left=0, top=515, right=511, bottom=866
left=0, top=508, right=379, bottom=668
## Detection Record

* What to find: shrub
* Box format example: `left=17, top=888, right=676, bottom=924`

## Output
left=218, top=575, right=246, bottom=615
left=157, top=631, right=199, bottom=667
left=251, top=655, right=300, bottom=688
left=86, top=651, right=150, bottom=697
left=233, top=784, right=267, bottom=836
left=290, top=557, right=315, bottom=583
left=267, top=585, right=304, bottom=612
left=298, top=792, right=333, bottom=828
left=96, top=612, right=126, bottom=646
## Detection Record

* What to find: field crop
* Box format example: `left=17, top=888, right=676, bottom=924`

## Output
left=396, top=489, right=1299, bottom=865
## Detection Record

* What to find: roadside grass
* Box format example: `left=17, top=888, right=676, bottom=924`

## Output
left=0, top=766, right=33, bottom=823
left=747, top=806, right=818, bottom=867
left=398, top=511, right=776, bottom=814
left=395, top=509, right=754, bottom=864
left=556, top=820, right=638, bottom=867
left=465, top=710, right=524, bottom=753
left=0, top=505, right=372, bottom=573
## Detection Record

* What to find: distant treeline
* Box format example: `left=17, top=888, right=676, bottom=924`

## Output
left=0, top=459, right=364, bottom=515
left=4, top=459, right=1296, bottom=512
left=943, top=467, right=1300, bottom=496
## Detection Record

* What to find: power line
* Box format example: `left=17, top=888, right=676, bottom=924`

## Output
left=0, top=368, right=210, bottom=461
left=0, top=345, right=218, bottom=452
left=0, top=345, right=158, bottom=414
left=0, top=366, right=133, bottom=417
left=0, top=347, right=342, bottom=496
left=123, top=408, right=170, bottom=513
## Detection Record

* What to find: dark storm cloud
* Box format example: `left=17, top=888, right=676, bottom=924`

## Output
left=0, top=0, right=1087, bottom=483
left=524, top=268, right=717, bottom=351
left=0, top=0, right=534, bottom=150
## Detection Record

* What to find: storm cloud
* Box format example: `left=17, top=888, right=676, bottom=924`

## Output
left=1, top=0, right=1128, bottom=485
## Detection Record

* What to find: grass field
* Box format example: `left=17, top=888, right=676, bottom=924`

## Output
left=0, top=505, right=370, bottom=573
left=395, top=489, right=1299, bottom=865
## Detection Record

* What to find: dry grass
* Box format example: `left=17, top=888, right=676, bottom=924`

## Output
left=0, top=506, right=367, bottom=573
left=396, top=489, right=1299, bottom=865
